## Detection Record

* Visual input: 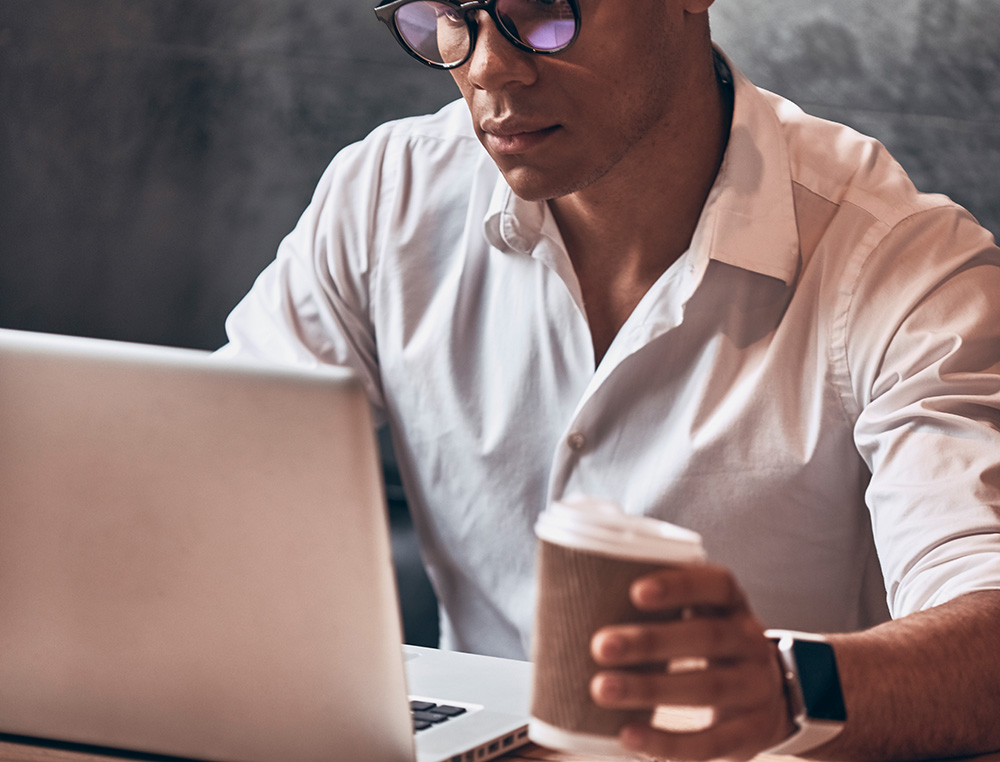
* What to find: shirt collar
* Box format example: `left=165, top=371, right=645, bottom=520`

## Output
left=483, top=182, right=552, bottom=255
left=704, top=48, right=800, bottom=285
left=483, top=47, right=801, bottom=286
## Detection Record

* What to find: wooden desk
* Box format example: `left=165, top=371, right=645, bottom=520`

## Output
left=505, top=745, right=1000, bottom=762
left=0, top=739, right=795, bottom=762
left=0, top=739, right=563, bottom=762
left=506, top=744, right=798, bottom=762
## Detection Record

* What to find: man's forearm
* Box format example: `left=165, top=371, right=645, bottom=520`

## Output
left=819, top=589, right=1000, bottom=761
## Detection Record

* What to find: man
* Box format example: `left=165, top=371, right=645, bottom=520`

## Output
left=221, top=0, right=1000, bottom=759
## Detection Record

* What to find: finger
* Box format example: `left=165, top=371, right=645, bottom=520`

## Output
left=590, top=663, right=776, bottom=712
left=630, top=563, right=748, bottom=613
left=619, top=703, right=785, bottom=762
left=591, top=614, right=772, bottom=666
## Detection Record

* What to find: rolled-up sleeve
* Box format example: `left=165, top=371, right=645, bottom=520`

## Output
left=848, top=205, right=1000, bottom=617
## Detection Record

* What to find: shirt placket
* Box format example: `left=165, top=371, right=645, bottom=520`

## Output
left=545, top=244, right=714, bottom=505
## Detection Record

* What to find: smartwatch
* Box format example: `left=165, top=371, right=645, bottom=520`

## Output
left=764, top=629, right=847, bottom=756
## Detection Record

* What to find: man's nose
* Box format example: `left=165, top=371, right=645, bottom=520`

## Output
left=463, top=11, right=538, bottom=90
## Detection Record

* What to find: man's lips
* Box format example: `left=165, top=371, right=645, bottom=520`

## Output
left=481, top=124, right=561, bottom=155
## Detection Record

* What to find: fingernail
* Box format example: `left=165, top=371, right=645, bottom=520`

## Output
left=599, top=633, right=627, bottom=659
left=594, top=672, right=626, bottom=701
left=620, top=723, right=646, bottom=751
left=633, top=578, right=666, bottom=607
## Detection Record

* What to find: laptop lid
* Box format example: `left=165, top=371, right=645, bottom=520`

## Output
left=0, top=328, right=416, bottom=762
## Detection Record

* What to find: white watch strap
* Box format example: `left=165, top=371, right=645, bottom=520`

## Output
left=766, top=718, right=844, bottom=756
left=764, top=629, right=845, bottom=757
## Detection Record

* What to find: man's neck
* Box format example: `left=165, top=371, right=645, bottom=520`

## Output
left=549, top=51, right=733, bottom=365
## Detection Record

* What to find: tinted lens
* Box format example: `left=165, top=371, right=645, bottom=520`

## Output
left=395, top=1, right=470, bottom=65
left=496, top=0, right=577, bottom=51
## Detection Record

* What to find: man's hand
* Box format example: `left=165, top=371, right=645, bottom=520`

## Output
left=589, top=563, right=794, bottom=761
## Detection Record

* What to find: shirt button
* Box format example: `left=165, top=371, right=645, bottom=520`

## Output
left=566, top=432, right=586, bottom=451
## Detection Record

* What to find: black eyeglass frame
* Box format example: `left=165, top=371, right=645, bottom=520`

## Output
left=373, top=0, right=581, bottom=70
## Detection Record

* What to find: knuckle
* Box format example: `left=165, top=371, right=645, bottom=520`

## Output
left=666, top=730, right=734, bottom=762
left=701, top=669, right=731, bottom=701
left=739, top=616, right=769, bottom=650
left=702, top=617, right=738, bottom=654
left=636, top=674, right=665, bottom=704
left=634, top=625, right=665, bottom=658
left=721, top=572, right=745, bottom=608
left=691, top=666, right=760, bottom=707
left=669, top=669, right=723, bottom=705
left=614, top=673, right=656, bottom=706
left=640, top=694, right=778, bottom=762
left=679, top=570, right=700, bottom=602
left=624, top=623, right=671, bottom=663
left=640, top=704, right=771, bottom=762
left=741, top=667, right=774, bottom=705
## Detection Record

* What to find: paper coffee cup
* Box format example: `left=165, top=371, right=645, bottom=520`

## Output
left=529, top=496, right=706, bottom=758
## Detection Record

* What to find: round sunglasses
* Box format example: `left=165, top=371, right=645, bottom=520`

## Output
left=374, top=0, right=581, bottom=70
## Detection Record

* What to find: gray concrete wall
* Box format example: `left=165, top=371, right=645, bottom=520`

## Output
left=0, top=0, right=458, bottom=349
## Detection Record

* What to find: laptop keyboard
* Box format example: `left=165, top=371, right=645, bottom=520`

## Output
left=411, top=700, right=468, bottom=732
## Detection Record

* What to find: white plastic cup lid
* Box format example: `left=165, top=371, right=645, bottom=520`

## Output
left=535, top=495, right=706, bottom=564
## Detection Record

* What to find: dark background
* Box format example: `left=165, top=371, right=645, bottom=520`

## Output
left=2, top=0, right=999, bottom=646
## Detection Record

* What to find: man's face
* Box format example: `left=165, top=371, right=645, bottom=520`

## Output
left=449, top=0, right=709, bottom=201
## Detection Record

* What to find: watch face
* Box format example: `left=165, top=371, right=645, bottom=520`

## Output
left=791, top=639, right=847, bottom=722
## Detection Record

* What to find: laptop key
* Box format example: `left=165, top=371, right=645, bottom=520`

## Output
left=430, top=704, right=467, bottom=717
left=413, top=710, right=450, bottom=724
left=411, top=700, right=469, bottom=734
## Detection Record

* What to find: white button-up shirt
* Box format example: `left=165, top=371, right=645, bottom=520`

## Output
left=222, top=54, right=1000, bottom=659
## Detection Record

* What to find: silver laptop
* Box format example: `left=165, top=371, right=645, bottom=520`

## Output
left=0, top=328, right=531, bottom=762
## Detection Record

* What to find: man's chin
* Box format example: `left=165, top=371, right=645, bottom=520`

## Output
left=495, top=157, right=608, bottom=203
left=497, top=167, right=570, bottom=203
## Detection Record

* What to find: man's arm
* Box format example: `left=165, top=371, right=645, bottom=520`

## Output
left=827, top=588, right=1000, bottom=761
left=589, top=564, right=1000, bottom=761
